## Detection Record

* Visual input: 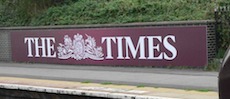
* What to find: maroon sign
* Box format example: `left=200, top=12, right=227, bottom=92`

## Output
left=11, top=26, right=207, bottom=67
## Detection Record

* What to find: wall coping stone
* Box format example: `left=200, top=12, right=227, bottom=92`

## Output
left=0, top=20, right=215, bottom=30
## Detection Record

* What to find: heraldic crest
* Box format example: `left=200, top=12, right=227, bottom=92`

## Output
left=57, top=34, right=104, bottom=60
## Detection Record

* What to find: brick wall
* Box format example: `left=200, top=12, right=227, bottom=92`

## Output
left=0, top=20, right=216, bottom=62
left=207, top=21, right=216, bottom=60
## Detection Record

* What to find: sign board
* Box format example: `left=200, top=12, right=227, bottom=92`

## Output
left=11, top=26, right=207, bottom=66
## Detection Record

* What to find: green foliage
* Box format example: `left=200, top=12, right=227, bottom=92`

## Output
left=185, top=89, right=211, bottom=92
left=216, top=48, right=226, bottom=58
left=220, top=28, right=230, bottom=50
left=101, top=82, right=113, bottom=85
left=31, top=0, right=216, bottom=26
left=0, top=0, right=76, bottom=26
left=218, top=0, right=230, bottom=6
left=0, top=0, right=216, bottom=26
left=81, top=81, right=91, bottom=83
left=216, top=1, right=230, bottom=53
left=136, top=85, right=145, bottom=88
left=204, top=59, right=221, bottom=71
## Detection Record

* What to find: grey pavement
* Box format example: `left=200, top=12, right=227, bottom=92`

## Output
left=0, top=62, right=218, bottom=91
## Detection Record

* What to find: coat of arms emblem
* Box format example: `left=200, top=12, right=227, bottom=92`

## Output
left=57, top=34, right=104, bottom=60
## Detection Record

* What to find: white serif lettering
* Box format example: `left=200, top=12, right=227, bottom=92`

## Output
left=102, top=35, right=177, bottom=60
left=24, top=37, right=56, bottom=58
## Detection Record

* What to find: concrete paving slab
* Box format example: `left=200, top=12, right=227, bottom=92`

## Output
left=0, top=62, right=218, bottom=91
